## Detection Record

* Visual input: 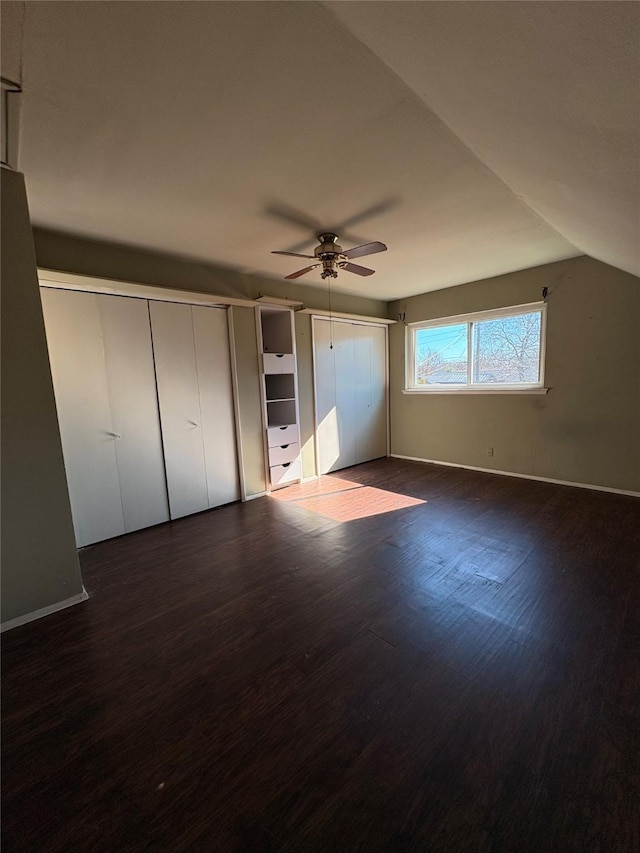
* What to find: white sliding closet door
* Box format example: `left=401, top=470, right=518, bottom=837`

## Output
left=354, top=322, right=387, bottom=465
left=150, top=301, right=208, bottom=519
left=313, top=318, right=387, bottom=475
left=98, top=295, right=170, bottom=532
left=334, top=321, right=358, bottom=469
left=314, top=318, right=341, bottom=474
left=42, top=289, right=170, bottom=546
left=150, top=301, right=239, bottom=519
left=42, top=289, right=124, bottom=546
left=192, top=306, right=240, bottom=508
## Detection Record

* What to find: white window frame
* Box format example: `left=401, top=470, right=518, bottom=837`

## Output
left=404, top=302, right=548, bottom=394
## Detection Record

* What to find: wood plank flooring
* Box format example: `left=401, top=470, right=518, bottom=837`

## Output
left=2, top=458, right=639, bottom=852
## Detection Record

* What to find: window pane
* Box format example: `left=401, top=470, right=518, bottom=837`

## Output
left=472, top=311, right=541, bottom=384
left=415, top=323, right=468, bottom=385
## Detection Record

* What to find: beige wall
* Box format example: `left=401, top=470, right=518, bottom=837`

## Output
left=389, top=256, right=640, bottom=492
left=33, top=229, right=387, bottom=317
left=0, top=1, right=23, bottom=83
left=1, top=172, right=84, bottom=626
left=33, top=228, right=388, bottom=494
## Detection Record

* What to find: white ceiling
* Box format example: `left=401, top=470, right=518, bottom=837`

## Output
left=5, top=1, right=639, bottom=300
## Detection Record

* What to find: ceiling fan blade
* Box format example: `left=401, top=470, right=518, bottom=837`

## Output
left=343, top=241, right=388, bottom=260
left=265, top=203, right=323, bottom=233
left=287, top=238, right=321, bottom=254
left=272, top=251, right=316, bottom=259
left=341, top=262, right=376, bottom=277
left=284, top=264, right=320, bottom=280
left=337, top=197, right=399, bottom=232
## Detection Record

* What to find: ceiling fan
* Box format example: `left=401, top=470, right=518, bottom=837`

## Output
left=272, top=232, right=387, bottom=280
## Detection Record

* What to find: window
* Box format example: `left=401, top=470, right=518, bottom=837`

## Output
left=405, top=303, right=546, bottom=393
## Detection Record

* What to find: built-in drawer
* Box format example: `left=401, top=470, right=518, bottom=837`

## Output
left=268, top=442, right=299, bottom=467
left=263, top=353, right=295, bottom=374
left=267, top=424, right=299, bottom=447
left=270, top=460, right=301, bottom=488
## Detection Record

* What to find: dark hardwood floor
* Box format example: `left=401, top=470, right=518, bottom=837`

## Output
left=2, top=458, right=639, bottom=852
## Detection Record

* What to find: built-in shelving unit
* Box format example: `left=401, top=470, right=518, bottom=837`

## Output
left=257, top=304, right=301, bottom=489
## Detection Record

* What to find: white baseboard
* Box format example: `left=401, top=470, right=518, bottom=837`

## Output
left=390, top=454, right=640, bottom=498
left=243, top=490, right=268, bottom=502
left=1, top=587, right=89, bottom=633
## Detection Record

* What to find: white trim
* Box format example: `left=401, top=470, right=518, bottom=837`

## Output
left=255, top=307, right=271, bottom=493
left=311, top=315, right=390, bottom=475
left=1, top=588, right=89, bottom=633
left=1, top=76, right=22, bottom=169
left=291, top=312, right=303, bottom=486
left=405, top=301, right=546, bottom=392
left=38, top=269, right=259, bottom=309
left=243, top=490, right=268, bottom=501
left=227, top=307, right=248, bottom=502
left=385, top=321, right=391, bottom=459
left=538, top=301, right=548, bottom=387
left=402, top=387, right=549, bottom=395
left=256, top=295, right=304, bottom=308
left=301, top=474, right=319, bottom=484
left=310, top=311, right=321, bottom=479
left=256, top=305, right=302, bottom=493
left=301, top=308, right=395, bottom=325
left=390, top=454, right=640, bottom=498
left=406, top=301, right=545, bottom=329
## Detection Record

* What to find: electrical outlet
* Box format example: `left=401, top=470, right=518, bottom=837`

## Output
left=487, top=447, right=494, bottom=457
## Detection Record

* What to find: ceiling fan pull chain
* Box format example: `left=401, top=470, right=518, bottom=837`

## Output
left=328, top=276, right=333, bottom=350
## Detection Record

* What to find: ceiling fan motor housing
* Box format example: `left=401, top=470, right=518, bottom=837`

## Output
left=314, top=233, right=343, bottom=277
left=315, top=233, right=343, bottom=257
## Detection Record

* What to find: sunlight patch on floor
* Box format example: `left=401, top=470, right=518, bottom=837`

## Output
left=271, top=476, right=425, bottom=522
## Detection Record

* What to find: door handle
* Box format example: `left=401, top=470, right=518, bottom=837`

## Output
left=107, top=431, right=121, bottom=439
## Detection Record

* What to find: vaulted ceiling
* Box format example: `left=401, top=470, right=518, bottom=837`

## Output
left=3, top=1, right=639, bottom=299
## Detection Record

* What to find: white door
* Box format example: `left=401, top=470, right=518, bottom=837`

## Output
left=98, top=295, right=170, bottom=533
left=313, top=318, right=387, bottom=475
left=314, top=318, right=341, bottom=474
left=192, top=305, right=240, bottom=508
left=42, top=288, right=124, bottom=546
left=42, top=289, right=170, bottom=546
left=333, top=321, right=358, bottom=470
left=150, top=301, right=239, bottom=519
left=354, top=322, right=387, bottom=465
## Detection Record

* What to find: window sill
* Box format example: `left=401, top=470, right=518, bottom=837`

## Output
left=402, top=387, right=549, bottom=395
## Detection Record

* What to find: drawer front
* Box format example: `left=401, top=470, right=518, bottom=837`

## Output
left=270, top=460, right=301, bottom=488
left=268, top=442, right=300, bottom=467
left=267, top=424, right=299, bottom=447
left=263, top=353, right=295, bottom=374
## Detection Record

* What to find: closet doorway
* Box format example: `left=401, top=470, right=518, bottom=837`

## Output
left=312, top=317, right=388, bottom=475
left=42, top=288, right=240, bottom=546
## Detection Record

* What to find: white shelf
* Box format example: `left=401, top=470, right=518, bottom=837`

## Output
left=258, top=306, right=301, bottom=490
left=266, top=399, right=296, bottom=428
left=261, top=308, right=294, bottom=353
left=265, top=373, right=295, bottom=402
